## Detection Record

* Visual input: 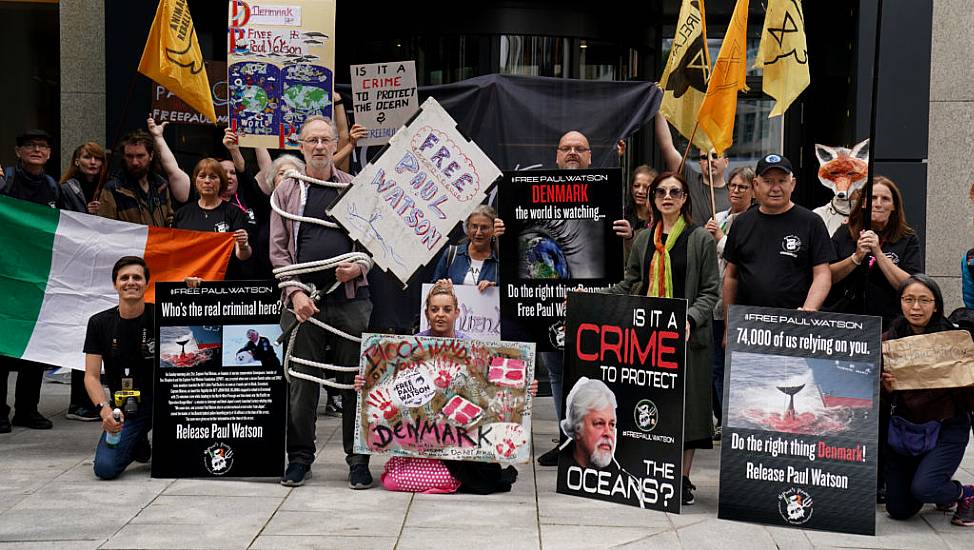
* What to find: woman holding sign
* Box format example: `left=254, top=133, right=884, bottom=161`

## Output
left=431, top=206, right=500, bottom=292
left=608, top=171, right=719, bottom=506
left=881, top=274, right=974, bottom=526
left=355, top=281, right=537, bottom=494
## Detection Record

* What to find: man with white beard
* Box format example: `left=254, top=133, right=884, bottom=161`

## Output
left=562, top=378, right=617, bottom=469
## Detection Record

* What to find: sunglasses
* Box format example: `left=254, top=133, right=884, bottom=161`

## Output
left=654, top=188, right=686, bottom=199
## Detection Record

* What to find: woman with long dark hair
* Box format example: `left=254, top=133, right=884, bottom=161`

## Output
left=607, top=171, right=719, bottom=505
left=882, top=274, right=974, bottom=526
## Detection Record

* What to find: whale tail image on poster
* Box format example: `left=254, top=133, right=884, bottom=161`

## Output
left=160, top=325, right=222, bottom=369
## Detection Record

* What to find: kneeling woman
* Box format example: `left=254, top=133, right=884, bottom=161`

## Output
left=606, top=172, right=719, bottom=506
left=356, top=281, right=537, bottom=494
left=882, top=274, right=974, bottom=526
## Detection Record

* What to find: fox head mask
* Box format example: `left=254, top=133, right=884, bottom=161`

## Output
left=815, top=139, right=869, bottom=200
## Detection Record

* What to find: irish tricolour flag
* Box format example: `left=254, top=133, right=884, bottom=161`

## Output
left=0, top=195, right=235, bottom=370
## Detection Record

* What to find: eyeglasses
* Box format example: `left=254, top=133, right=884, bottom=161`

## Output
left=557, top=146, right=591, bottom=154
left=302, top=137, right=334, bottom=146
left=729, top=184, right=751, bottom=192
left=467, top=223, right=492, bottom=234
left=901, top=296, right=935, bottom=306
left=20, top=142, right=50, bottom=150
left=654, top=188, right=686, bottom=199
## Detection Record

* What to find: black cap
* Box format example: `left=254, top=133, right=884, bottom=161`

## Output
left=16, top=129, right=52, bottom=147
left=755, top=153, right=793, bottom=176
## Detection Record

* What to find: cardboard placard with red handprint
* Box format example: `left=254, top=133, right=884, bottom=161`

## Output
left=354, top=333, right=536, bottom=463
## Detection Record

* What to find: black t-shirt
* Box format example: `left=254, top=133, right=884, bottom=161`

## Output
left=173, top=201, right=250, bottom=279
left=829, top=229, right=921, bottom=327
left=723, top=205, right=833, bottom=309
left=83, top=304, right=156, bottom=403
left=297, top=184, right=354, bottom=291
left=228, top=170, right=274, bottom=280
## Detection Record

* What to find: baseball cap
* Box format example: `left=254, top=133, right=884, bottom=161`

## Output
left=16, top=129, right=52, bottom=147
left=755, top=154, right=793, bottom=176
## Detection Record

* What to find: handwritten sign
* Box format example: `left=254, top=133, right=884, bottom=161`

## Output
left=354, top=333, right=535, bottom=463
left=227, top=0, right=336, bottom=148
left=328, top=97, right=502, bottom=285
left=419, top=283, right=500, bottom=341
left=351, top=61, right=419, bottom=147
left=882, top=330, right=974, bottom=390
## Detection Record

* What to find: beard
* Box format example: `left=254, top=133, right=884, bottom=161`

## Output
left=589, top=437, right=614, bottom=468
left=125, top=164, right=149, bottom=180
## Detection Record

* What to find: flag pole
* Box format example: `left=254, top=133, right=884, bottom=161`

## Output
left=678, top=121, right=701, bottom=174
left=706, top=149, right=717, bottom=219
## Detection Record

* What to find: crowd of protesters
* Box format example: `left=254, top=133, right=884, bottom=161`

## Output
left=1, top=106, right=972, bottom=525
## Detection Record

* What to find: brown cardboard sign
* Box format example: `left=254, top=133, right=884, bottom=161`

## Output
left=882, top=330, right=974, bottom=390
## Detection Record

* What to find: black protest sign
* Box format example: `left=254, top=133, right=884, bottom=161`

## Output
left=719, top=306, right=882, bottom=535
left=498, top=169, right=624, bottom=352
left=556, top=292, right=686, bottom=513
left=152, top=281, right=286, bottom=478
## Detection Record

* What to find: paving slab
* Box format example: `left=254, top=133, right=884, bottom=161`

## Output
left=540, top=525, right=672, bottom=550
left=397, top=527, right=539, bottom=550
left=248, top=535, right=398, bottom=550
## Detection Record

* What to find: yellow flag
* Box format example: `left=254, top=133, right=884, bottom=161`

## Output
left=658, top=0, right=712, bottom=151
left=138, top=0, right=216, bottom=123
left=755, top=0, right=810, bottom=117
left=697, top=0, right=749, bottom=156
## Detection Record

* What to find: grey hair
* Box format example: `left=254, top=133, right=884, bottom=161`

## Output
left=559, top=377, right=617, bottom=438
left=265, top=154, right=306, bottom=190
left=299, top=115, right=338, bottom=140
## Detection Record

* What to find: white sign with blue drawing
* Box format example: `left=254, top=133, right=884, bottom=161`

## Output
left=328, top=97, right=501, bottom=285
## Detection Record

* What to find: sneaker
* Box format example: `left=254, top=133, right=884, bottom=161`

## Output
left=713, top=425, right=722, bottom=442
left=876, top=486, right=887, bottom=504
left=66, top=406, right=100, bottom=422
left=537, top=445, right=560, bottom=467
left=937, top=502, right=956, bottom=512
left=682, top=476, right=696, bottom=506
left=952, top=490, right=974, bottom=526
left=281, top=463, right=311, bottom=487
left=133, top=437, right=152, bottom=464
left=323, top=397, right=342, bottom=417
left=348, top=463, right=373, bottom=490
left=11, top=411, right=53, bottom=430
left=0, top=415, right=10, bottom=434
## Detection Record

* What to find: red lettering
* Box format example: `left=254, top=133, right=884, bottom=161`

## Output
left=600, top=325, right=624, bottom=363
left=657, top=331, right=679, bottom=369
left=576, top=323, right=600, bottom=361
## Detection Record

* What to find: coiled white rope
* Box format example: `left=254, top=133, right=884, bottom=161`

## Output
left=271, top=169, right=372, bottom=390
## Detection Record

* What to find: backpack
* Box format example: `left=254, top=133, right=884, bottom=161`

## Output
left=947, top=307, right=974, bottom=342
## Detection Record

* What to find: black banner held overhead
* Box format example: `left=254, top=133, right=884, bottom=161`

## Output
left=498, top=168, right=624, bottom=353
left=557, top=291, right=687, bottom=513
left=718, top=306, right=881, bottom=535
left=152, top=281, right=287, bottom=478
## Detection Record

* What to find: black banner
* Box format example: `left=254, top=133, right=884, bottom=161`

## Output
left=152, top=281, right=286, bottom=478
left=557, top=292, right=687, bottom=512
left=718, top=306, right=882, bottom=535
left=498, top=169, right=624, bottom=352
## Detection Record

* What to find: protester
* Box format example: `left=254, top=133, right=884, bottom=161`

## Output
left=723, top=154, right=833, bottom=314
left=98, top=119, right=186, bottom=226
left=172, top=158, right=252, bottom=270
left=60, top=142, right=107, bottom=214
left=432, top=205, right=499, bottom=292
left=829, top=176, right=920, bottom=328
left=704, top=165, right=754, bottom=440
left=881, top=274, right=974, bottom=526
left=655, top=113, right=730, bottom=221
left=270, top=115, right=373, bottom=488
left=0, top=129, right=60, bottom=433
left=261, top=154, right=306, bottom=193
left=59, top=141, right=111, bottom=421
left=607, top=171, right=719, bottom=505
left=623, top=165, right=657, bottom=263
left=83, top=256, right=156, bottom=479
left=220, top=129, right=273, bottom=279
left=355, top=281, right=537, bottom=494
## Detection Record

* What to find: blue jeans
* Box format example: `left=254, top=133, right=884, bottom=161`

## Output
left=711, top=319, right=725, bottom=425
left=886, top=413, right=970, bottom=520
left=540, top=351, right=564, bottom=422
left=93, top=405, right=152, bottom=480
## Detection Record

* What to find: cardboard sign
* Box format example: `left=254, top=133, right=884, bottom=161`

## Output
left=328, top=97, right=502, bottom=285
left=882, top=330, right=974, bottom=390
left=719, top=306, right=881, bottom=535
left=351, top=61, right=419, bottom=147
left=354, top=333, right=535, bottom=463
left=498, top=169, right=624, bottom=352
left=151, top=61, right=229, bottom=125
left=419, top=283, right=500, bottom=341
left=152, top=281, right=286, bottom=478
left=227, top=0, right=336, bottom=148
left=557, top=292, right=687, bottom=513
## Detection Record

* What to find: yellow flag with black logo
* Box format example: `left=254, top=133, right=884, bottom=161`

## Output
left=138, top=0, right=216, bottom=123
left=697, top=0, right=749, bottom=156
left=658, top=0, right=712, bottom=151
left=755, top=0, right=810, bottom=117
